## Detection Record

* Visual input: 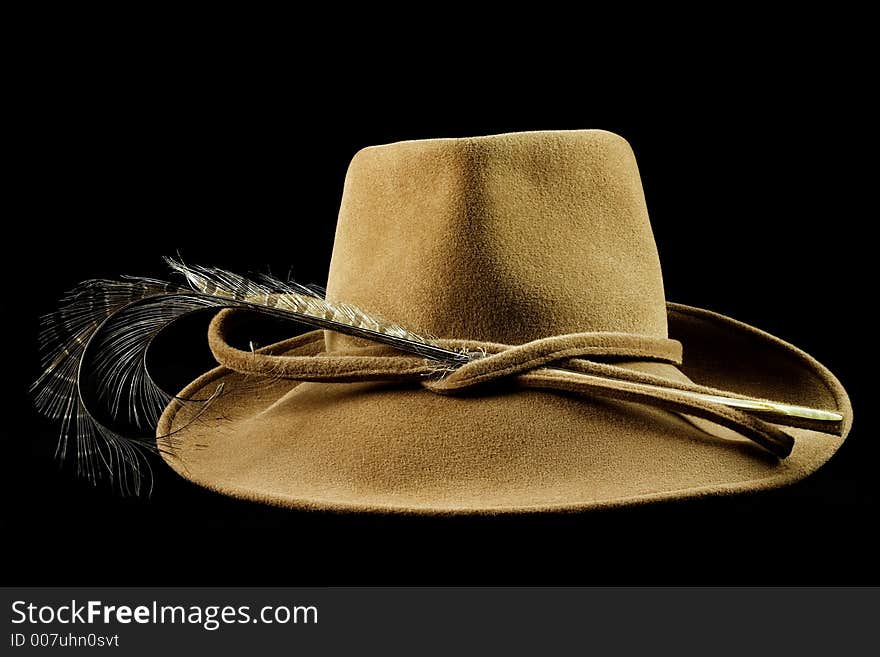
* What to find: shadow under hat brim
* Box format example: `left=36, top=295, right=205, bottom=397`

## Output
left=156, top=303, right=852, bottom=514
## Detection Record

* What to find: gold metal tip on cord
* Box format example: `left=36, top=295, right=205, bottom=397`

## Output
left=691, top=393, right=843, bottom=422
left=544, top=368, right=843, bottom=423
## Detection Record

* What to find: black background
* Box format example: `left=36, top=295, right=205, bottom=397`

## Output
left=4, top=43, right=874, bottom=585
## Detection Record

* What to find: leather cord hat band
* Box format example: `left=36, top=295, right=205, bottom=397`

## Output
left=208, top=309, right=844, bottom=459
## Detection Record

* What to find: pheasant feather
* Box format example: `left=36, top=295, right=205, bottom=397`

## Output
left=31, top=258, right=465, bottom=494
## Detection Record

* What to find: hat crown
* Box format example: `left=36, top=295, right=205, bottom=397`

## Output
left=325, top=130, right=667, bottom=349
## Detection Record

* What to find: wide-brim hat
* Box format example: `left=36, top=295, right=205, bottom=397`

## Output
left=157, top=130, right=852, bottom=513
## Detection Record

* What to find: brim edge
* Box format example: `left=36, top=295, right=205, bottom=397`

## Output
left=157, top=302, right=852, bottom=514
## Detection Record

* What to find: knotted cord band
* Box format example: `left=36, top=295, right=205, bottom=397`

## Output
left=207, top=309, right=843, bottom=459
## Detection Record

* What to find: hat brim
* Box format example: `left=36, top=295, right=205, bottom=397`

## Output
left=156, top=302, right=852, bottom=514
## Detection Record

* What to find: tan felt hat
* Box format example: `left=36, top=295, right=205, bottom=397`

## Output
left=157, top=129, right=852, bottom=513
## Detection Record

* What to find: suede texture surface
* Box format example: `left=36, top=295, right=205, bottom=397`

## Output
left=157, top=130, right=852, bottom=513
